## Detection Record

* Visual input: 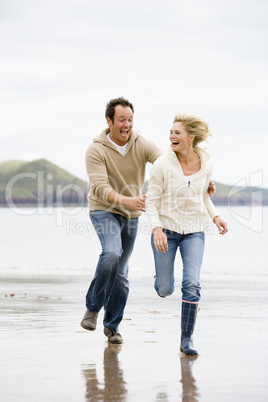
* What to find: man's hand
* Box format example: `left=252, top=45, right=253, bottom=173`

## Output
left=108, top=191, right=146, bottom=211
left=153, top=227, right=168, bottom=253
left=214, top=216, right=228, bottom=235
left=208, top=180, right=216, bottom=197
left=123, top=194, right=146, bottom=211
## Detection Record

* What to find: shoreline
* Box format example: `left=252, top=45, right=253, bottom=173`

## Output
left=0, top=201, right=266, bottom=208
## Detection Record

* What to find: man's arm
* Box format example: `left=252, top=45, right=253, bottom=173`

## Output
left=86, top=145, right=115, bottom=203
left=141, top=137, right=163, bottom=164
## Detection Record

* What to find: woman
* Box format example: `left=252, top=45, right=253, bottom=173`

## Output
left=146, top=113, right=228, bottom=356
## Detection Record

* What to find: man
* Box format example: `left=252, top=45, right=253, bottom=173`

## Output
left=80, top=97, right=162, bottom=343
left=81, top=97, right=215, bottom=344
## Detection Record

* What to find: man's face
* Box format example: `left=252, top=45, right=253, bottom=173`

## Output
left=107, top=105, right=133, bottom=146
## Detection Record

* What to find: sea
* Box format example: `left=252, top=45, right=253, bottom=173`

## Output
left=0, top=205, right=267, bottom=277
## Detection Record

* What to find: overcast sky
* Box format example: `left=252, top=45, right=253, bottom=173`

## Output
left=1, top=0, right=267, bottom=188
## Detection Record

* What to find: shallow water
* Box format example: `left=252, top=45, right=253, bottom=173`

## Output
left=0, top=206, right=267, bottom=275
left=1, top=271, right=268, bottom=401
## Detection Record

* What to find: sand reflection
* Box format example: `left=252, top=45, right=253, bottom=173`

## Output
left=82, top=343, right=127, bottom=401
left=180, top=356, right=200, bottom=401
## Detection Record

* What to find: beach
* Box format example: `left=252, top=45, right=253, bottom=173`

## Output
left=1, top=269, right=268, bottom=401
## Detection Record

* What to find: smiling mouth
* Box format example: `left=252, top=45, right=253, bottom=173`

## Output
left=171, top=141, right=179, bottom=145
left=120, top=130, right=129, bottom=135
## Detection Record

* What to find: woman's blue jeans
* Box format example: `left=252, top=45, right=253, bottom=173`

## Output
left=86, top=211, right=138, bottom=334
left=151, top=230, right=205, bottom=302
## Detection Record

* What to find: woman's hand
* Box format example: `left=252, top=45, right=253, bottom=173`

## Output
left=214, top=216, right=228, bottom=235
left=153, top=227, right=168, bottom=252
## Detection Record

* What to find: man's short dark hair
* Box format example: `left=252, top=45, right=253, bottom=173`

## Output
left=105, top=97, right=134, bottom=122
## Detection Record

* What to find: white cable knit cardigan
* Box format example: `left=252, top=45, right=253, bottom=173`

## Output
left=146, top=146, right=220, bottom=234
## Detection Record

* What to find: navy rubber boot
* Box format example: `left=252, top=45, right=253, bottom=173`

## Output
left=180, top=301, right=199, bottom=356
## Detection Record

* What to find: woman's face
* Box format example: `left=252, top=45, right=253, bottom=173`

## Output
left=170, top=122, right=194, bottom=153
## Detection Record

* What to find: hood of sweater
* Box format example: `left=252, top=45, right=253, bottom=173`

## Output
left=93, top=128, right=141, bottom=154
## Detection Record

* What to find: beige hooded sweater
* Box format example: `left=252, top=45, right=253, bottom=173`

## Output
left=85, top=128, right=162, bottom=219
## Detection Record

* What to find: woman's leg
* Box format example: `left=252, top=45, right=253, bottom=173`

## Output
left=151, top=229, right=179, bottom=298
left=179, top=232, right=205, bottom=356
left=180, top=232, right=205, bottom=303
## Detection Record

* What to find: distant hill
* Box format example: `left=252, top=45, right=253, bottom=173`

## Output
left=0, top=159, right=267, bottom=206
left=0, top=159, right=88, bottom=206
left=207, top=181, right=266, bottom=205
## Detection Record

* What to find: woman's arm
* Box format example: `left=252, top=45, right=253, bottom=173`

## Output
left=145, top=163, right=164, bottom=230
left=146, top=163, right=170, bottom=252
left=203, top=175, right=228, bottom=235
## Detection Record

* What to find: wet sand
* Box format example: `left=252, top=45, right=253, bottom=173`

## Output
left=1, top=269, right=268, bottom=401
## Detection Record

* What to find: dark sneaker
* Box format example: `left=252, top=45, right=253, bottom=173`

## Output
left=80, top=309, right=98, bottom=331
left=103, top=327, right=123, bottom=344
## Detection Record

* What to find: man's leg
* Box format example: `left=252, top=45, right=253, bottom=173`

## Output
left=83, top=211, right=122, bottom=326
left=103, top=217, right=139, bottom=335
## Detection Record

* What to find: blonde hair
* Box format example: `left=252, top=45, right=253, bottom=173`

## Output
left=173, top=113, right=211, bottom=147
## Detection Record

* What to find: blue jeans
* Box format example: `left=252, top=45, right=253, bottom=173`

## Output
left=86, top=211, right=138, bottom=334
left=151, top=230, right=205, bottom=302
